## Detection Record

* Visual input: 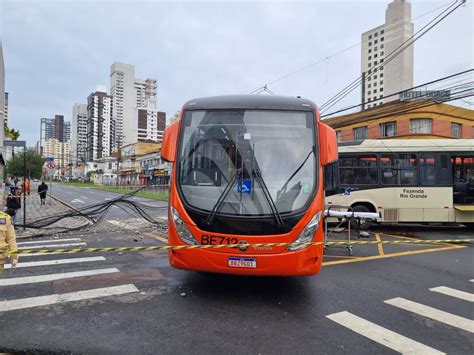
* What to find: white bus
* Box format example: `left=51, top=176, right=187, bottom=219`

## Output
left=325, top=139, right=474, bottom=229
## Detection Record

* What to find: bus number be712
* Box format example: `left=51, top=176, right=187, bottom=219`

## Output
left=201, top=235, right=239, bottom=245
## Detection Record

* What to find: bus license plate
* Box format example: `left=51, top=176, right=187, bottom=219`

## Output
left=228, top=257, right=257, bottom=269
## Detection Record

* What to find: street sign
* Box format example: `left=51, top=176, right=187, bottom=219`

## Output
left=47, top=162, right=56, bottom=169
left=4, top=140, right=26, bottom=148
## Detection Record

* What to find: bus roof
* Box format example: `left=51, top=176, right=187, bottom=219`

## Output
left=338, top=139, right=474, bottom=153
left=182, top=95, right=317, bottom=112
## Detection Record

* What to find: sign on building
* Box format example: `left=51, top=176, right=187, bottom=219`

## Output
left=399, top=90, right=450, bottom=101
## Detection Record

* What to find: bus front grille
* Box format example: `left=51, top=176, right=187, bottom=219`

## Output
left=383, top=209, right=399, bottom=222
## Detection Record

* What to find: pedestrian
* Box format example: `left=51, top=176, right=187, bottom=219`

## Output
left=38, top=181, right=48, bottom=205
left=6, top=188, right=21, bottom=225
left=25, top=178, right=31, bottom=196
left=0, top=211, right=18, bottom=277
left=5, top=176, right=11, bottom=194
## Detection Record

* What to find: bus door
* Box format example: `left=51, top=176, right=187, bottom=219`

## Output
left=452, top=155, right=474, bottom=206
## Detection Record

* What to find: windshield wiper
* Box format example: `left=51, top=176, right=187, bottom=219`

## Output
left=253, top=168, right=285, bottom=230
left=205, top=169, right=241, bottom=226
left=277, top=147, right=315, bottom=200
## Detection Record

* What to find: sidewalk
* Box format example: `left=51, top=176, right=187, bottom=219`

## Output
left=10, top=193, right=91, bottom=238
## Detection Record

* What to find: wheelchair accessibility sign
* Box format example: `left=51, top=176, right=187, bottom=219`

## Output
left=238, top=179, right=252, bottom=194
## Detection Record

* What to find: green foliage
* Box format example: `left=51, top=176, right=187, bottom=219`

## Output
left=4, top=122, right=20, bottom=140
left=6, top=149, right=44, bottom=179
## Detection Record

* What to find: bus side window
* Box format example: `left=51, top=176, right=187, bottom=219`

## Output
left=324, top=163, right=337, bottom=194
left=437, top=154, right=451, bottom=184
left=420, top=154, right=436, bottom=185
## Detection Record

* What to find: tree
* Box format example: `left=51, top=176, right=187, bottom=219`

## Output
left=4, top=122, right=20, bottom=140
left=6, top=149, right=44, bottom=179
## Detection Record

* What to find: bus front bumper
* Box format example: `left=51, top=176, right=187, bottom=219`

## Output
left=168, top=245, right=323, bottom=276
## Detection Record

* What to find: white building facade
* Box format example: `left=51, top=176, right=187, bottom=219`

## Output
left=71, top=103, right=88, bottom=163
left=361, top=0, right=414, bottom=109
left=43, top=138, right=71, bottom=168
left=86, top=87, right=113, bottom=161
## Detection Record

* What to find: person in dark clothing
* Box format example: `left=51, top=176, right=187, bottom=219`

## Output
left=6, top=188, right=21, bottom=225
left=38, top=182, right=48, bottom=205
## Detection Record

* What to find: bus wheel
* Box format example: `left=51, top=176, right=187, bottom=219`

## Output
left=350, top=204, right=373, bottom=230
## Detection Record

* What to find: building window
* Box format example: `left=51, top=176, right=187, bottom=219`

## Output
left=374, top=46, right=378, bottom=51
left=368, top=63, right=372, bottom=67
left=380, top=80, right=384, bottom=85
left=380, top=51, right=384, bottom=55
left=353, top=126, right=368, bottom=140
left=368, top=91, right=371, bottom=95
left=368, top=56, right=372, bottom=60
left=410, top=119, right=432, bottom=134
left=379, top=95, right=383, bottom=99
left=374, top=54, right=378, bottom=58
left=381, top=44, right=384, bottom=49
left=374, top=32, right=378, bottom=37
left=374, top=82, right=377, bottom=87
left=336, top=131, right=341, bottom=142
left=381, top=59, right=384, bottom=63
left=368, top=77, right=372, bottom=81
left=381, top=37, right=384, bottom=41
left=380, top=73, right=384, bottom=78
left=369, top=42, right=372, bottom=46
left=367, top=104, right=371, bottom=108
left=369, top=34, right=372, bottom=39
left=339, top=154, right=378, bottom=185
left=452, top=123, right=462, bottom=138
left=374, top=60, right=378, bottom=65
left=368, top=84, right=371, bottom=88
left=381, top=29, right=384, bottom=34
left=380, top=87, right=384, bottom=92
left=380, top=122, right=397, bottom=138
left=374, top=39, right=378, bottom=44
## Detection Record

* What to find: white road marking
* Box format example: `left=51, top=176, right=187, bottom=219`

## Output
left=0, top=284, right=139, bottom=312
left=17, top=238, right=82, bottom=245
left=18, top=242, right=86, bottom=250
left=0, top=268, right=120, bottom=286
left=430, top=286, right=474, bottom=302
left=70, top=199, right=85, bottom=203
left=385, top=297, right=474, bottom=333
left=107, top=220, right=138, bottom=230
left=4, top=256, right=106, bottom=269
left=470, top=279, right=474, bottom=283
left=80, top=196, right=88, bottom=199
left=326, top=311, right=444, bottom=355
left=19, top=251, right=81, bottom=257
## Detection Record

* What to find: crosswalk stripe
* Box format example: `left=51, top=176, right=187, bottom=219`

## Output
left=17, top=238, right=82, bottom=245
left=430, top=286, right=474, bottom=302
left=470, top=279, right=474, bottom=283
left=18, top=251, right=79, bottom=257
left=0, top=284, right=139, bottom=312
left=3, top=257, right=106, bottom=269
left=326, top=311, right=445, bottom=355
left=0, top=268, right=120, bottom=286
left=385, top=297, right=474, bottom=333
left=18, top=242, right=86, bottom=250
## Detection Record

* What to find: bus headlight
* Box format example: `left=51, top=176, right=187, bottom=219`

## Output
left=288, top=212, right=322, bottom=251
left=171, top=207, right=198, bottom=245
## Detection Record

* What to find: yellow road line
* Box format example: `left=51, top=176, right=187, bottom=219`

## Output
left=323, top=255, right=361, bottom=259
left=142, top=232, right=168, bottom=244
left=322, top=245, right=465, bottom=267
left=375, top=233, right=385, bottom=256
left=381, top=232, right=455, bottom=247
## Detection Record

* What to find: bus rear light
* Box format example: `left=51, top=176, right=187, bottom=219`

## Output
left=171, top=208, right=199, bottom=245
left=288, top=212, right=322, bottom=251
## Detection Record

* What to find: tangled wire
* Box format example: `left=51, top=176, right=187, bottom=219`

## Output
left=23, top=186, right=169, bottom=235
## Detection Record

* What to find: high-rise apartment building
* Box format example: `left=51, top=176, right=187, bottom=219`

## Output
left=71, top=103, right=88, bottom=163
left=86, top=86, right=113, bottom=161
left=43, top=138, right=71, bottom=168
left=39, top=115, right=70, bottom=155
left=110, top=62, right=135, bottom=147
left=110, top=62, right=163, bottom=146
left=0, top=40, right=5, bottom=146
left=4, top=92, right=8, bottom=125
left=361, top=0, right=414, bottom=109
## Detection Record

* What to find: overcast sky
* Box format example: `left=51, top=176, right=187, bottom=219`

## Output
left=1, top=0, right=472, bottom=146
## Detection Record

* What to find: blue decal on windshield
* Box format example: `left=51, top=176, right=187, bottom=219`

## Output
left=237, top=179, right=252, bottom=194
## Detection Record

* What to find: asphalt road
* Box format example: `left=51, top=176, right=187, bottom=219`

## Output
left=48, top=183, right=168, bottom=221
left=0, top=220, right=472, bottom=354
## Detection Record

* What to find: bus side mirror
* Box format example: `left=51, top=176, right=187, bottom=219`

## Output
left=161, top=119, right=180, bottom=163
left=318, top=122, right=338, bottom=166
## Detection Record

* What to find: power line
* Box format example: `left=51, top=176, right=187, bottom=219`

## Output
left=320, top=0, right=465, bottom=114
left=321, top=69, right=473, bottom=118
left=246, top=0, right=454, bottom=95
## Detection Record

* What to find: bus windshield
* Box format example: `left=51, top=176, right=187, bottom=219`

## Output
left=178, top=109, right=317, bottom=216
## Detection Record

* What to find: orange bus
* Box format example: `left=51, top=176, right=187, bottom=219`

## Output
left=161, top=95, right=337, bottom=276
